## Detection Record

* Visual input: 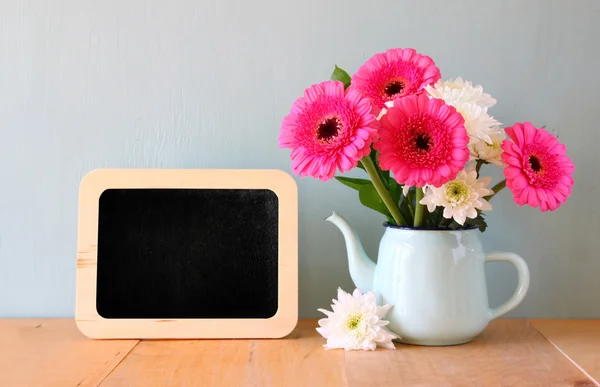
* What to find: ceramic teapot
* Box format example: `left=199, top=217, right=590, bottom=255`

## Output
left=326, top=212, right=530, bottom=346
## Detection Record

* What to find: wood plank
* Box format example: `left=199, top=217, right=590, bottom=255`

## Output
left=0, top=319, right=138, bottom=387
left=344, top=319, right=593, bottom=387
left=530, top=319, right=600, bottom=386
left=100, top=320, right=345, bottom=387
left=242, top=319, right=345, bottom=387
left=1, top=318, right=596, bottom=387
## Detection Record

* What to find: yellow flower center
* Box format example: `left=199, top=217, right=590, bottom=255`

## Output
left=485, top=140, right=501, bottom=149
left=445, top=180, right=470, bottom=204
left=346, top=314, right=363, bottom=331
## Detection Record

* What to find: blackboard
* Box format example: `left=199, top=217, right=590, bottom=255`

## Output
left=76, top=169, right=297, bottom=339
left=96, top=188, right=279, bottom=319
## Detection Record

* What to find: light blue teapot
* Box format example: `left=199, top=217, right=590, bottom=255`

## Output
left=326, top=212, right=530, bottom=346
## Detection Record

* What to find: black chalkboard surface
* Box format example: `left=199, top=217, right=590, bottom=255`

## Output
left=96, top=188, right=279, bottom=319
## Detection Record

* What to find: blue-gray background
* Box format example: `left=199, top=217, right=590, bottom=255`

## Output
left=1, top=0, right=597, bottom=318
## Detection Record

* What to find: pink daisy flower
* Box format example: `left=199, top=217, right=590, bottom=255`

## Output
left=279, top=80, right=379, bottom=181
left=352, top=48, right=441, bottom=114
left=375, top=94, right=469, bottom=188
left=501, top=122, right=574, bottom=211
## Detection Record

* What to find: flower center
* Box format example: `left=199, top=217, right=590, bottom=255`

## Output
left=395, top=112, right=451, bottom=171
left=486, top=140, right=501, bottom=149
left=346, top=314, right=363, bottom=331
left=316, top=117, right=341, bottom=141
left=529, top=155, right=542, bottom=172
left=414, top=133, right=432, bottom=152
left=522, top=145, right=561, bottom=188
left=384, top=81, right=405, bottom=97
left=445, top=180, right=470, bottom=203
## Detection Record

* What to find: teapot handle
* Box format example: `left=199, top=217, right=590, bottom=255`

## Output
left=485, top=252, right=530, bottom=320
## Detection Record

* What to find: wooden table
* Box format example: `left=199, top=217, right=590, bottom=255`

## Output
left=0, top=319, right=598, bottom=386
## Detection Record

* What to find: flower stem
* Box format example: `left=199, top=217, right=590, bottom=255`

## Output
left=414, top=187, right=425, bottom=227
left=361, top=156, right=406, bottom=226
left=476, top=160, right=484, bottom=176
left=485, top=179, right=507, bottom=201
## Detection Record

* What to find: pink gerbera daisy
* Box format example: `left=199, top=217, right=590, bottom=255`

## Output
left=352, top=48, right=441, bottom=114
left=375, top=94, right=469, bottom=188
left=501, top=122, right=574, bottom=211
left=279, top=80, right=379, bottom=181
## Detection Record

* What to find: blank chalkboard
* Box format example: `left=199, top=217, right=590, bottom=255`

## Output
left=96, top=188, right=279, bottom=319
left=76, top=169, right=297, bottom=339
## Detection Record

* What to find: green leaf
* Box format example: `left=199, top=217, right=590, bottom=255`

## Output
left=381, top=170, right=390, bottom=185
left=425, top=206, right=443, bottom=229
left=478, top=221, right=488, bottom=233
left=334, top=176, right=373, bottom=191
left=464, top=212, right=488, bottom=232
left=358, top=184, right=392, bottom=218
left=438, top=212, right=488, bottom=232
left=397, top=191, right=414, bottom=226
left=389, top=178, right=401, bottom=204
left=438, top=216, right=453, bottom=229
left=331, top=65, right=352, bottom=89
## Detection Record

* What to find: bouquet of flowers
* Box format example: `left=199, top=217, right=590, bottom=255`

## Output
left=279, top=48, right=575, bottom=230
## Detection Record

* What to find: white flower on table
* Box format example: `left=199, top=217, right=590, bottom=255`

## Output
left=316, top=288, right=398, bottom=351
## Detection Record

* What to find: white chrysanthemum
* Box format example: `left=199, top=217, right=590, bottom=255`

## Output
left=317, top=288, right=398, bottom=351
left=426, top=78, right=501, bottom=158
left=471, top=129, right=506, bottom=167
left=424, top=77, right=496, bottom=108
left=420, top=163, right=493, bottom=225
left=458, top=103, right=500, bottom=147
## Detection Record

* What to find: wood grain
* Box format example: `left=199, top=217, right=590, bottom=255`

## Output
left=0, top=319, right=138, bottom=387
left=99, top=319, right=345, bottom=387
left=1, top=319, right=597, bottom=387
left=345, top=319, right=593, bottom=387
left=531, top=319, right=600, bottom=386
left=101, top=319, right=595, bottom=387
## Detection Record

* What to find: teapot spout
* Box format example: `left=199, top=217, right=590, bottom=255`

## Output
left=325, top=212, right=376, bottom=293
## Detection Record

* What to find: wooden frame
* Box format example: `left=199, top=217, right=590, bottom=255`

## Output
left=76, top=169, right=298, bottom=339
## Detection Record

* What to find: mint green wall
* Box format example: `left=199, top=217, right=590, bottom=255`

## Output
left=0, top=0, right=597, bottom=317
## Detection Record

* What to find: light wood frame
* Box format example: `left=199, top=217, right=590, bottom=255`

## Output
left=76, top=169, right=298, bottom=339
